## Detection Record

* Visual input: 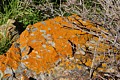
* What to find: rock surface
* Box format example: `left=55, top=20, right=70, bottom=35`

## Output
left=0, top=15, right=119, bottom=79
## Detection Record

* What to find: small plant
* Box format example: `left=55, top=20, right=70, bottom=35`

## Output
left=0, top=38, right=11, bottom=55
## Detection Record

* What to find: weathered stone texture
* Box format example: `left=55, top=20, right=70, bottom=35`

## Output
left=0, top=15, right=119, bottom=79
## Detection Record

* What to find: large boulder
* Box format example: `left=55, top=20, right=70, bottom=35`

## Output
left=0, top=15, right=119, bottom=79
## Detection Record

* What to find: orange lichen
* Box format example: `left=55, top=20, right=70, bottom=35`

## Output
left=2, top=74, right=12, bottom=79
left=0, top=14, right=119, bottom=78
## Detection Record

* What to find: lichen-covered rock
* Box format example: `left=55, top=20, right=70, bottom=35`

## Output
left=0, top=15, right=119, bottom=79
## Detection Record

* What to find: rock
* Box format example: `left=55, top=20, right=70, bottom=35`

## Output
left=0, top=15, right=119, bottom=79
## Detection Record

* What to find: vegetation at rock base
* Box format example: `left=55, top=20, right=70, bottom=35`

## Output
left=0, top=38, right=11, bottom=54
left=0, top=0, right=120, bottom=79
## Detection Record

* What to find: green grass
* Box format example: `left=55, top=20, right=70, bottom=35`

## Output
left=0, top=38, right=11, bottom=55
left=0, top=0, right=20, bottom=25
left=0, top=0, right=97, bottom=26
left=0, top=0, right=47, bottom=27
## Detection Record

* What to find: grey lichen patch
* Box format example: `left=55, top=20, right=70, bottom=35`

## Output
left=31, top=27, right=38, bottom=32
left=20, top=47, right=26, bottom=53
left=41, top=21, right=46, bottom=26
left=40, top=30, right=46, bottom=33
left=31, top=40, right=37, bottom=43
